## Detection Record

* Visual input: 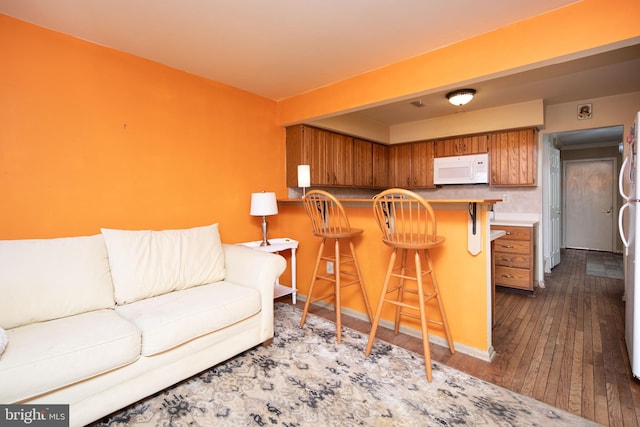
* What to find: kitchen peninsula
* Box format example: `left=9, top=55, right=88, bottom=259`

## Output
left=276, top=197, right=501, bottom=361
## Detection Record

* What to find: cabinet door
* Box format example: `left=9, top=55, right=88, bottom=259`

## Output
left=411, top=140, right=435, bottom=188
left=353, top=138, right=373, bottom=187
left=326, top=132, right=353, bottom=186
left=306, top=126, right=331, bottom=186
left=372, top=143, right=388, bottom=188
left=285, top=125, right=312, bottom=187
left=435, top=134, right=488, bottom=157
left=388, top=144, right=412, bottom=187
left=490, top=128, right=537, bottom=186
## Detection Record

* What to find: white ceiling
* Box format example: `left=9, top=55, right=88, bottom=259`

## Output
left=0, top=0, right=579, bottom=101
left=1, top=0, right=639, bottom=146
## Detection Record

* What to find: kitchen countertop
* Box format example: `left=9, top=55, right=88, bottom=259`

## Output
left=490, top=229, right=507, bottom=241
left=280, top=198, right=502, bottom=204
left=491, top=219, right=539, bottom=227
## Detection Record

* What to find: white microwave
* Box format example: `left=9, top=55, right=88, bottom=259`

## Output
left=433, top=153, right=489, bottom=185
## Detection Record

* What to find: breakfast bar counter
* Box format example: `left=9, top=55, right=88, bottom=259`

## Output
left=274, top=197, right=501, bottom=361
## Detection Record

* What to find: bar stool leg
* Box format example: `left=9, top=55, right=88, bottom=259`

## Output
left=349, top=239, right=372, bottom=322
left=425, top=249, right=455, bottom=353
left=365, top=248, right=397, bottom=357
left=415, top=249, right=433, bottom=381
left=334, top=238, right=342, bottom=344
left=394, top=249, right=408, bottom=335
left=300, top=239, right=325, bottom=327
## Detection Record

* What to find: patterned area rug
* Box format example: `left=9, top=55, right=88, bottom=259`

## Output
left=586, top=251, right=624, bottom=279
left=93, top=303, right=599, bottom=426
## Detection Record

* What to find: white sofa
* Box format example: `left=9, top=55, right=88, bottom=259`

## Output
left=0, top=224, right=286, bottom=426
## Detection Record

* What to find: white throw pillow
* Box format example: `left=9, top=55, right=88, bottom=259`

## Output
left=101, top=224, right=226, bottom=304
left=0, top=328, right=7, bottom=359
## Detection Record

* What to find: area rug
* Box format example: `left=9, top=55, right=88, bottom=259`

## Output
left=586, top=251, right=624, bottom=279
left=92, top=303, right=598, bottom=426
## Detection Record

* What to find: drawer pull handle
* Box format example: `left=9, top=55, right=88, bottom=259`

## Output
left=501, top=257, right=513, bottom=262
left=501, top=274, right=514, bottom=279
left=501, top=245, right=514, bottom=249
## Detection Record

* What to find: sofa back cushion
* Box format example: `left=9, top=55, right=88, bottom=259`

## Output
left=0, top=234, right=115, bottom=329
left=101, top=223, right=226, bottom=304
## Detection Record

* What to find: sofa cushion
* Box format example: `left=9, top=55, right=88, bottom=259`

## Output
left=0, top=234, right=115, bottom=329
left=102, top=224, right=226, bottom=304
left=115, top=281, right=261, bottom=356
left=0, top=309, right=141, bottom=403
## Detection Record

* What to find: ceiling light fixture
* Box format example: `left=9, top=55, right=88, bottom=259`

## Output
left=446, top=89, right=476, bottom=106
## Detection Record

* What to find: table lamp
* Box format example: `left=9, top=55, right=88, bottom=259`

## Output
left=298, top=164, right=310, bottom=197
left=250, top=191, right=278, bottom=246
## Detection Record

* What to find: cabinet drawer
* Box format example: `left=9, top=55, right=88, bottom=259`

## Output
left=494, top=240, right=531, bottom=255
left=491, top=226, right=532, bottom=241
left=494, top=253, right=531, bottom=269
left=495, top=266, right=532, bottom=290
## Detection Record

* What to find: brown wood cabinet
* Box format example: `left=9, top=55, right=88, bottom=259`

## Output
left=435, top=134, right=488, bottom=157
left=285, top=124, right=353, bottom=187
left=489, top=128, right=537, bottom=186
left=352, top=138, right=388, bottom=188
left=285, top=125, right=312, bottom=187
left=492, top=225, right=535, bottom=292
left=387, top=143, right=412, bottom=187
left=372, top=142, right=388, bottom=188
left=410, top=140, right=435, bottom=188
left=286, top=125, right=537, bottom=190
left=387, top=141, right=435, bottom=188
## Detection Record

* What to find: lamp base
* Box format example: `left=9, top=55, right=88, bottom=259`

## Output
left=260, top=216, right=271, bottom=246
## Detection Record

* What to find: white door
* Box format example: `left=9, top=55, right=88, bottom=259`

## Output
left=550, top=147, right=561, bottom=267
left=563, top=159, right=616, bottom=251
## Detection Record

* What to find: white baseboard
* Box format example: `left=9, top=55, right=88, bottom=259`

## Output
left=295, top=297, right=495, bottom=362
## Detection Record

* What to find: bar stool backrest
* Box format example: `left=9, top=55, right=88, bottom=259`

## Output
left=372, top=188, right=444, bottom=249
left=303, top=190, right=354, bottom=238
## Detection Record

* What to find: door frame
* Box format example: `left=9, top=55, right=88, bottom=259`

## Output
left=561, top=157, right=618, bottom=251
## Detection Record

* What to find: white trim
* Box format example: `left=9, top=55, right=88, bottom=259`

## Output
left=297, top=298, right=495, bottom=362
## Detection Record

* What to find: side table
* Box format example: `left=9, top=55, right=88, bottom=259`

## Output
left=237, top=238, right=299, bottom=303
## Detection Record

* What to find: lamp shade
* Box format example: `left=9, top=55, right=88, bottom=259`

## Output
left=446, top=89, right=476, bottom=106
left=250, top=192, right=278, bottom=216
left=297, top=165, right=311, bottom=188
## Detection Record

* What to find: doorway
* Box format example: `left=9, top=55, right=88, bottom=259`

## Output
left=543, top=125, right=624, bottom=272
left=563, top=158, right=616, bottom=251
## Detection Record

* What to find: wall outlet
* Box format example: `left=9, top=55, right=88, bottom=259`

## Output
left=326, top=261, right=334, bottom=275
left=502, top=194, right=509, bottom=203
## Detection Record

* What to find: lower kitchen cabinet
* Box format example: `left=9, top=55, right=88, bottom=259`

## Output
left=492, top=225, right=535, bottom=292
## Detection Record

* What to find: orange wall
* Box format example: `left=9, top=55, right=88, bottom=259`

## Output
left=278, top=0, right=640, bottom=125
left=0, top=14, right=286, bottom=242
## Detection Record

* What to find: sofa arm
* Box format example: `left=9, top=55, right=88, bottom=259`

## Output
left=222, top=244, right=286, bottom=341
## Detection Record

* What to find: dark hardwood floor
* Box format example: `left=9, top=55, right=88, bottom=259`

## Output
left=284, top=248, right=640, bottom=427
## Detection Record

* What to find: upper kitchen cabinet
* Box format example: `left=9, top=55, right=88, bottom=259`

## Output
left=388, top=140, right=435, bottom=188
left=411, top=140, right=435, bottom=188
left=387, top=143, right=412, bottom=187
left=489, top=128, right=537, bottom=187
left=435, top=134, right=488, bottom=157
left=286, top=125, right=312, bottom=187
left=353, top=138, right=388, bottom=188
left=286, top=125, right=354, bottom=187
left=372, top=142, right=389, bottom=188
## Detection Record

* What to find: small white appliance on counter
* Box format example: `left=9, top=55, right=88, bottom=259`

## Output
left=433, top=153, right=489, bottom=185
left=618, top=111, right=640, bottom=379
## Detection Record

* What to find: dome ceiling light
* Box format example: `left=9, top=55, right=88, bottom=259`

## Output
left=446, top=89, right=476, bottom=106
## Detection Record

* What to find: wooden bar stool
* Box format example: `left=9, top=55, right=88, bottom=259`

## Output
left=300, top=190, right=372, bottom=343
left=365, top=188, right=455, bottom=381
